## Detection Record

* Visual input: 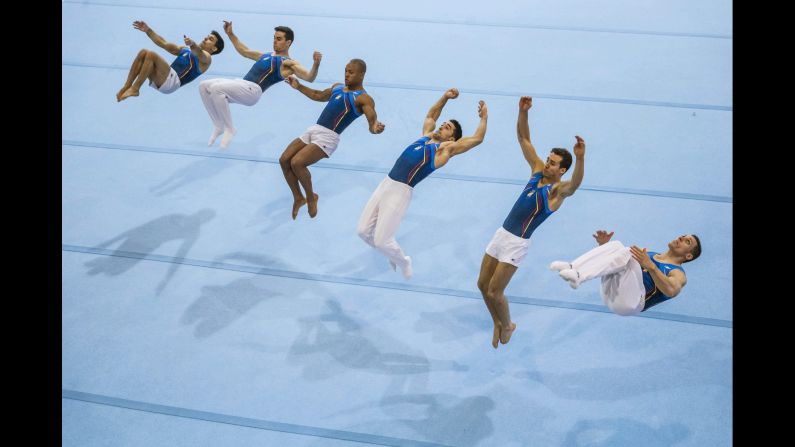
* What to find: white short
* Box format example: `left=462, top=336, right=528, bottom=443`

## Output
left=149, top=67, right=180, bottom=94
left=485, top=227, right=530, bottom=267
left=299, top=124, right=341, bottom=157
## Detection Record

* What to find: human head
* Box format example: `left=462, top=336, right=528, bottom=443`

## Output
left=432, top=120, right=462, bottom=142
left=542, top=148, right=572, bottom=180
left=344, top=59, right=367, bottom=87
left=669, top=234, right=702, bottom=263
left=202, top=31, right=224, bottom=55
left=273, top=26, right=294, bottom=52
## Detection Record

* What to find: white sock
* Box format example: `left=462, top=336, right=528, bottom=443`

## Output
left=400, top=256, right=412, bottom=280
left=559, top=269, right=580, bottom=289
left=549, top=261, right=572, bottom=272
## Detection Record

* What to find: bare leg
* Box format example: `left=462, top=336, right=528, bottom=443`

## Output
left=279, top=138, right=310, bottom=219
left=118, top=49, right=147, bottom=101
left=477, top=254, right=502, bottom=348
left=290, top=144, right=327, bottom=218
left=486, top=262, right=518, bottom=345
left=121, top=50, right=172, bottom=101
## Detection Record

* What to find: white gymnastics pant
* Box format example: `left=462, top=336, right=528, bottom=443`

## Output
left=199, top=78, right=263, bottom=132
left=570, top=240, right=646, bottom=316
left=356, top=177, right=412, bottom=270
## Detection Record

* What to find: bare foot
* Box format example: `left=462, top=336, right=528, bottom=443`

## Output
left=119, top=88, right=139, bottom=101
left=307, top=193, right=319, bottom=218
left=492, top=323, right=501, bottom=349
left=116, top=85, right=130, bottom=102
left=499, top=322, right=517, bottom=345
left=291, top=197, right=306, bottom=220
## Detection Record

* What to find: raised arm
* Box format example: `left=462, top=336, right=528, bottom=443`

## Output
left=593, top=230, right=615, bottom=245
left=222, top=20, right=263, bottom=60
left=357, top=94, right=385, bottom=134
left=422, top=88, right=458, bottom=136
left=183, top=35, right=211, bottom=66
left=437, top=101, right=488, bottom=167
left=554, top=136, right=586, bottom=198
left=286, top=51, right=322, bottom=82
left=630, top=246, right=688, bottom=297
left=285, top=77, right=338, bottom=102
left=517, top=96, right=545, bottom=173
left=134, top=20, right=181, bottom=55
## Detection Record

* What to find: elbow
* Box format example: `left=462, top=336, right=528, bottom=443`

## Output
left=667, top=287, right=681, bottom=298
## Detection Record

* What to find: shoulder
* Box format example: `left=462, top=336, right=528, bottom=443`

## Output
left=355, top=91, right=374, bottom=103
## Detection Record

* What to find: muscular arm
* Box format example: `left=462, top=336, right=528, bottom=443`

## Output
left=222, top=20, right=263, bottom=60
left=630, top=246, right=687, bottom=297
left=647, top=264, right=687, bottom=298
left=516, top=97, right=545, bottom=173
left=357, top=94, right=385, bottom=134
left=286, top=78, right=337, bottom=101
left=134, top=21, right=181, bottom=55
left=184, top=36, right=211, bottom=66
left=287, top=51, right=322, bottom=82
left=441, top=101, right=487, bottom=158
left=423, top=88, right=458, bottom=135
left=554, top=135, right=586, bottom=198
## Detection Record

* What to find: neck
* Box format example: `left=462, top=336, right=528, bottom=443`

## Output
left=658, top=250, right=682, bottom=265
left=346, top=82, right=363, bottom=91
left=273, top=50, right=289, bottom=56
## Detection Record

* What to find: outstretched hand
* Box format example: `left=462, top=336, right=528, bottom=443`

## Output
left=133, top=21, right=150, bottom=33
left=183, top=35, right=195, bottom=47
left=444, top=88, right=459, bottom=99
left=313, top=51, right=323, bottom=63
left=593, top=230, right=614, bottom=245
left=371, top=121, right=385, bottom=134
left=477, top=100, right=488, bottom=118
left=284, top=76, right=301, bottom=89
left=630, top=245, right=654, bottom=270
left=573, top=135, right=586, bottom=157
left=519, top=96, right=533, bottom=111
left=222, top=20, right=233, bottom=35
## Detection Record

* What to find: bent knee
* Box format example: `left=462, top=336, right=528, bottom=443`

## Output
left=357, top=229, right=374, bottom=245
left=290, top=157, right=307, bottom=170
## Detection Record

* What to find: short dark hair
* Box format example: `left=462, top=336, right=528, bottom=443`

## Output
left=685, top=234, right=702, bottom=262
left=349, top=58, right=367, bottom=73
left=449, top=119, right=462, bottom=141
left=274, top=26, right=294, bottom=43
left=550, top=148, right=573, bottom=172
left=210, top=30, right=224, bottom=54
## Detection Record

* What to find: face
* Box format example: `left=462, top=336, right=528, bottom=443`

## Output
left=344, top=62, right=365, bottom=86
left=543, top=153, right=566, bottom=178
left=668, top=234, right=697, bottom=260
left=273, top=31, right=291, bottom=52
left=200, top=33, right=218, bottom=53
left=432, top=121, right=456, bottom=141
